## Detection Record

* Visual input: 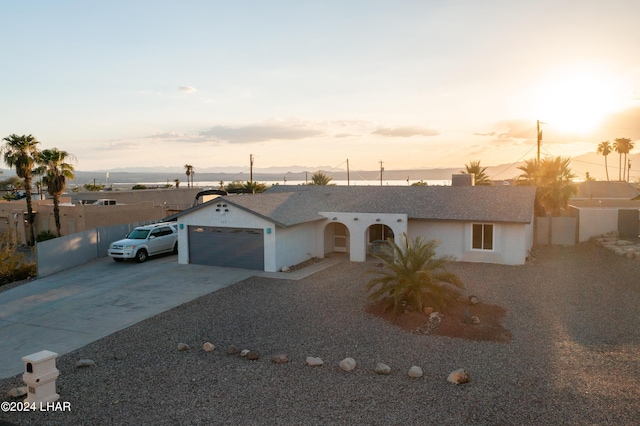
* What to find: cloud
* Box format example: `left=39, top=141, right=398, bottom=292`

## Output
left=95, top=140, right=142, bottom=151
left=334, top=133, right=357, bottom=138
left=372, top=126, right=440, bottom=137
left=473, top=131, right=496, bottom=137
left=179, top=86, right=197, bottom=93
left=200, top=123, right=325, bottom=144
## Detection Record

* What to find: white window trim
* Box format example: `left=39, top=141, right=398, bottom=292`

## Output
left=471, top=223, right=495, bottom=251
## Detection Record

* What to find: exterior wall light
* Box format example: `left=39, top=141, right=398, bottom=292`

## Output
left=376, top=218, right=381, bottom=222
left=353, top=217, right=358, bottom=221
left=397, top=218, right=402, bottom=222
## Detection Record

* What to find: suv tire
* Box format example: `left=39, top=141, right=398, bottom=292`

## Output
left=173, top=242, right=178, bottom=254
left=135, top=249, right=148, bottom=263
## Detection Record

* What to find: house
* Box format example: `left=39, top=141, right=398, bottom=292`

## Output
left=568, top=181, right=640, bottom=242
left=171, top=185, right=536, bottom=272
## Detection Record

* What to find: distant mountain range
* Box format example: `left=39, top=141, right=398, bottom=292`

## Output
left=1, top=152, right=637, bottom=185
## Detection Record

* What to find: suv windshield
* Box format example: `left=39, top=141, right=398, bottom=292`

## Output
left=127, top=229, right=150, bottom=239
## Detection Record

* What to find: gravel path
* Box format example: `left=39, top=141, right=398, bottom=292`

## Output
left=1, top=241, right=639, bottom=425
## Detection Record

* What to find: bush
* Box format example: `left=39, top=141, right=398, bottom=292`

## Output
left=132, top=184, right=148, bottom=190
left=0, top=233, right=36, bottom=286
left=36, top=230, right=57, bottom=242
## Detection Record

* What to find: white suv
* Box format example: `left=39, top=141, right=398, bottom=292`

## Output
left=108, top=223, right=178, bottom=263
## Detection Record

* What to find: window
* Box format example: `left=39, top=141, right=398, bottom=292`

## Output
left=472, top=224, right=493, bottom=250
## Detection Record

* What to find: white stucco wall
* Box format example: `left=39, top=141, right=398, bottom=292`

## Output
left=275, top=221, right=324, bottom=270
left=319, top=212, right=408, bottom=262
left=577, top=208, right=619, bottom=242
left=176, top=203, right=277, bottom=271
left=408, top=220, right=530, bottom=265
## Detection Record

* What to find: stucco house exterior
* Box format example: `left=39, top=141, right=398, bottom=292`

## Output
left=171, top=185, right=536, bottom=272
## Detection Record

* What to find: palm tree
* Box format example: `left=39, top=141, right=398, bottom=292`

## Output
left=174, top=178, right=180, bottom=188
left=613, top=138, right=630, bottom=181
left=34, top=148, right=76, bottom=237
left=516, top=156, right=577, bottom=216
left=184, top=164, right=194, bottom=188
left=366, top=233, right=463, bottom=313
left=309, top=171, right=333, bottom=185
left=462, top=160, right=491, bottom=185
left=614, top=138, right=634, bottom=182
left=597, top=141, right=612, bottom=181
left=1, top=134, right=40, bottom=244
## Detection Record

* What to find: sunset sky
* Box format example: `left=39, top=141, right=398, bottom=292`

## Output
left=2, top=0, right=640, bottom=173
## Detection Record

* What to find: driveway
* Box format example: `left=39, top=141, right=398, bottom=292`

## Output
left=0, top=255, right=256, bottom=379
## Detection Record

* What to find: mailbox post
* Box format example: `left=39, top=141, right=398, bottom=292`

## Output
left=22, top=350, right=60, bottom=404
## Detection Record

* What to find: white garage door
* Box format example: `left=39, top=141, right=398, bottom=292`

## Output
left=188, top=226, right=265, bottom=270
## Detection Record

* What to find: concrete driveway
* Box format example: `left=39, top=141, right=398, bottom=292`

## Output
left=0, top=254, right=256, bottom=379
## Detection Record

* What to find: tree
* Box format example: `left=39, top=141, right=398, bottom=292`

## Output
left=613, top=138, right=634, bottom=182
left=34, top=148, right=76, bottom=237
left=184, top=164, right=194, bottom=188
left=83, top=182, right=104, bottom=191
left=366, top=234, right=463, bottom=313
left=174, top=178, right=180, bottom=188
left=461, top=160, right=491, bottom=185
left=309, top=171, right=333, bottom=185
left=1, top=134, right=40, bottom=244
left=597, top=141, right=612, bottom=181
left=225, top=180, right=268, bottom=193
left=516, top=156, right=577, bottom=216
left=411, top=180, right=428, bottom=186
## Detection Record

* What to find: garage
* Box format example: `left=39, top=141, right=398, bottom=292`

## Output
left=188, top=225, right=265, bottom=270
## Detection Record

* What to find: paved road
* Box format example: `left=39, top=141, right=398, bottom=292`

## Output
left=0, top=255, right=255, bottom=379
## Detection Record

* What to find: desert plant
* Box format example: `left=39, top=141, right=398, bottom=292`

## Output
left=0, top=232, right=36, bottom=285
left=366, top=233, right=463, bottom=313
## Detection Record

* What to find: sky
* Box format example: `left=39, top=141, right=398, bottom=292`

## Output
left=2, top=0, right=640, bottom=174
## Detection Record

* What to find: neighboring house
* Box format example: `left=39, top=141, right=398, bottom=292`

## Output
left=171, top=185, right=536, bottom=272
left=568, top=181, right=640, bottom=242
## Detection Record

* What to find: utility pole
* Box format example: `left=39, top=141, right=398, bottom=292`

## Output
left=379, top=161, right=384, bottom=186
left=537, top=120, right=546, bottom=162
left=347, top=159, right=350, bottom=186
left=249, top=154, right=254, bottom=183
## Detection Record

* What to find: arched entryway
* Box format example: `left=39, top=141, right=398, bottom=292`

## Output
left=324, top=222, right=350, bottom=254
left=368, top=223, right=394, bottom=243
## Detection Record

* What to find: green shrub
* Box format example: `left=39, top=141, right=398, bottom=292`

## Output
left=0, top=233, right=36, bottom=286
left=132, top=184, right=148, bottom=190
left=36, top=230, right=57, bottom=242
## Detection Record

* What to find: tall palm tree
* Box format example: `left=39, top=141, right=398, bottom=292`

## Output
left=614, top=138, right=634, bottom=182
left=613, top=138, right=629, bottom=181
left=184, top=164, right=194, bottom=188
left=366, top=233, right=463, bottom=313
left=1, top=134, right=40, bottom=244
left=34, top=148, right=76, bottom=237
left=597, top=141, right=612, bottom=181
left=309, top=171, right=333, bottom=185
left=462, top=160, right=491, bottom=185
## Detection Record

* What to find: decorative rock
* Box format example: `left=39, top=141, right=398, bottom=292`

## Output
left=408, top=366, right=423, bottom=378
left=429, top=312, right=442, bottom=320
left=447, top=368, right=469, bottom=384
left=423, top=307, right=433, bottom=315
left=202, top=342, right=215, bottom=352
left=240, top=349, right=250, bottom=357
left=270, top=354, right=290, bottom=364
left=227, top=345, right=239, bottom=355
left=375, top=363, right=391, bottom=375
left=306, top=357, right=324, bottom=366
left=7, top=386, right=27, bottom=398
left=76, top=359, right=96, bottom=368
left=280, top=266, right=291, bottom=272
left=471, top=315, right=480, bottom=325
left=177, top=343, right=189, bottom=352
left=469, top=295, right=479, bottom=305
left=339, top=357, right=356, bottom=372
left=246, top=351, right=260, bottom=360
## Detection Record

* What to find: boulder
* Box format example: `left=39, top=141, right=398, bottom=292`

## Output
left=423, top=307, right=433, bottom=315
left=270, top=354, right=290, bottom=364
left=240, top=349, right=250, bottom=357
left=306, top=357, right=324, bottom=366
left=202, top=342, right=215, bottom=352
left=468, top=295, right=479, bottom=305
left=375, top=363, right=391, bottom=375
left=339, top=357, right=356, bottom=372
left=227, top=345, right=239, bottom=355
left=76, top=359, right=96, bottom=368
left=7, top=386, right=27, bottom=398
left=447, top=368, right=469, bottom=384
left=471, top=315, right=480, bottom=325
left=246, top=351, right=260, bottom=360
left=177, top=343, right=189, bottom=351
left=408, top=366, right=423, bottom=378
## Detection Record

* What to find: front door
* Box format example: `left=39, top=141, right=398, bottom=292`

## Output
left=333, top=223, right=348, bottom=252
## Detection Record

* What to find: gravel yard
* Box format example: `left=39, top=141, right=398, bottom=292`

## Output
left=1, top=241, right=639, bottom=425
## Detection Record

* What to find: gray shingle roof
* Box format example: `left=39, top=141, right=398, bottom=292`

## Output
left=574, top=181, right=640, bottom=200
left=186, top=185, right=536, bottom=227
